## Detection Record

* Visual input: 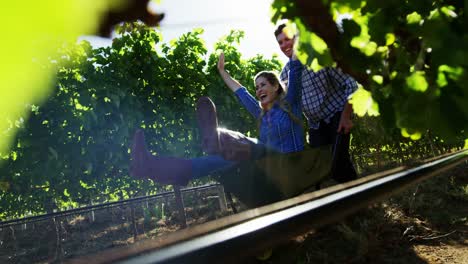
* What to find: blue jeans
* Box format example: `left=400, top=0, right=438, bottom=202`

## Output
left=191, top=155, right=236, bottom=179
left=190, top=129, right=276, bottom=179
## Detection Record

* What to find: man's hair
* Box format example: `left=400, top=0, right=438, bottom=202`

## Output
left=274, top=23, right=286, bottom=37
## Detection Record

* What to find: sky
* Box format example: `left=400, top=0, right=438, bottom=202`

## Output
left=86, top=0, right=287, bottom=63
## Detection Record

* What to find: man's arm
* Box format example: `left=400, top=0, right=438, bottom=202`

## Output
left=328, top=68, right=358, bottom=98
left=337, top=101, right=353, bottom=134
left=327, top=68, right=357, bottom=134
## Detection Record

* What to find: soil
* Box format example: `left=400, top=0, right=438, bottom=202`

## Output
left=0, top=164, right=466, bottom=263
left=256, top=163, right=467, bottom=264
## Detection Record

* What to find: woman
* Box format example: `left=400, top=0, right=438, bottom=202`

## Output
left=215, top=52, right=304, bottom=154
left=131, top=52, right=304, bottom=182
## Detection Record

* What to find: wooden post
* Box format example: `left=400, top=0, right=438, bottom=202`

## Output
left=173, top=185, right=187, bottom=228
left=9, top=226, right=18, bottom=254
left=376, top=144, right=381, bottom=169
left=217, top=185, right=227, bottom=212
left=194, top=189, right=200, bottom=208
left=130, top=205, right=138, bottom=240
left=53, top=217, right=63, bottom=262
left=90, top=201, right=95, bottom=222
left=426, top=130, right=438, bottom=157
left=225, top=191, right=238, bottom=214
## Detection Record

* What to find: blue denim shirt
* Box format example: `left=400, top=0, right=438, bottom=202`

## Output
left=235, top=60, right=304, bottom=153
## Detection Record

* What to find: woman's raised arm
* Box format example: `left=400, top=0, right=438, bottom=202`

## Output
left=218, top=52, right=261, bottom=118
left=217, top=52, right=242, bottom=92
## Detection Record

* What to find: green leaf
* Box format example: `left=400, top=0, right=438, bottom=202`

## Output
left=406, top=71, right=428, bottom=92
left=349, top=86, right=380, bottom=117
left=296, top=19, right=333, bottom=68
left=407, top=12, right=423, bottom=24
left=401, top=128, right=422, bottom=140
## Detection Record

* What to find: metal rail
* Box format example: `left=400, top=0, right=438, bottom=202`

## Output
left=68, top=149, right=467, bottom=264
left=0, top=183, right=221, bottom=228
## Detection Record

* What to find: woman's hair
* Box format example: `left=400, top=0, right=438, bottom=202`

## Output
left=254, top=71, right=285, bottom=97
left=253, top=71, right=303, bottom=132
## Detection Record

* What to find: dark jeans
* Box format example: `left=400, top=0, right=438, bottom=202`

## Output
left=308, top=112, right=357, bottom=183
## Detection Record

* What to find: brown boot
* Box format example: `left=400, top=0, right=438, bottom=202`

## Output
left=196, top=97, right=220, bottom=154
left=130, top=130, right=192, bottom=185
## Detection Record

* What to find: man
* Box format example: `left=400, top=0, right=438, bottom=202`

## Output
left=275, top=23, right=358, bottom=183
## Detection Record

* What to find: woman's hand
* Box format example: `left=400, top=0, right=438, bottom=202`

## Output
left=217, top=52, right=225, bottom=73
left=216, top=51, right=242, bottom=92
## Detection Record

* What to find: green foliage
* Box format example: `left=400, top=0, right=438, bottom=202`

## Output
left=271, top=0, right=468, bottom=142
left=351, top=115, right=464, bottom=175
left=0, top=23, right=281, bottom=220
left=0, top=0, right=123, bottom=157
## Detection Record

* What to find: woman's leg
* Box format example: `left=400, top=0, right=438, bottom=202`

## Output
left=191, top=155, right=236, bottom=179
left=196, top=96, right=274, bottom=161
left=218, top=128, right=279, bottom=160
left=131, top=130, right=193, bottom=185
left=131, top=130, right=236, bottom=185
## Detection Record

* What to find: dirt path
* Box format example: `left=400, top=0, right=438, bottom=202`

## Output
left=247, top=164, right=468, bottom=263
left=415, top=243, right=468, bottom=264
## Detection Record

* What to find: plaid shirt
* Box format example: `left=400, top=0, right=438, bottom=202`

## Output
left=280, top=61, right=358, bottom=129
left=234, top=60, right=304, bottom=153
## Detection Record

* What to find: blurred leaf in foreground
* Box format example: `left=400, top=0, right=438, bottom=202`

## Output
left=0, top=0, right=122, bottom=155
